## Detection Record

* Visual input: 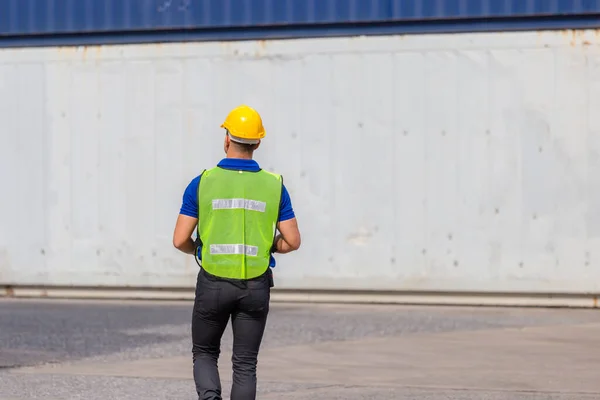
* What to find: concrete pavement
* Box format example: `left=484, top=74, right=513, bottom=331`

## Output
left=1, top=299, right=599, bottom=399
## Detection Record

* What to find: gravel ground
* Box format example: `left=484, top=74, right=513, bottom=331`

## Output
left=0, top=299, right=598, bottom=399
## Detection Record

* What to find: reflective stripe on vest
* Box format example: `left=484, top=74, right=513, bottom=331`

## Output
left=212, top=198, right=267, bottom=213
left=197, top=167, right=282, bottom=280
left=209, top=244, right=258, bottom=256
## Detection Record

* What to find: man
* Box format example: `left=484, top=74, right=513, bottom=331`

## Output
left=172, top=104, right=301, bottom=400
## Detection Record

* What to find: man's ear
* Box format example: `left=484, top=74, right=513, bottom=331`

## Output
left=224, top=133, right=231, bottom=153
left=254, top=140, right=261, bottom=150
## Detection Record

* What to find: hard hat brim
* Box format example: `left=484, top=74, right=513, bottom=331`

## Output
left=225, top=130, right=261, bottom=145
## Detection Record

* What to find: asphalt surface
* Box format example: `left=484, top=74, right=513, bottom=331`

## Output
left=0, top=298, right=599, bottom=399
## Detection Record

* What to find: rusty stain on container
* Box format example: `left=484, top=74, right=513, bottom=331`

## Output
left=559, top=29, right=572, bottom=39
left=557, top=29, right=585, bottom=47
left=151, top=42, right=165, bottom=55
left=5, top=286, right=14, bottom=297
left=79, top=45, right=102, bottom=62
left=255, top=40, right=267, bottom=57
left=594, top=296, right=598, bottom=308
left=538, top=29, right=600, bottom=47
left=220, top=42, right=231, bottom=52
left=56, top=46, right=78, bottom=58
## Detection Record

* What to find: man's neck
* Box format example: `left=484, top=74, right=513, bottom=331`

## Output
left=225, top=151, right=253, bottom=160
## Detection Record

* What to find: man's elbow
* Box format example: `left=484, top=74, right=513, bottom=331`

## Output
left=289, top=235, right=301, bottom=251
left=173, top=237, right=187, bottom=251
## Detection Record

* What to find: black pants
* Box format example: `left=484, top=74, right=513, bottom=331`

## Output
left=192, top=267, right=272, bottom=400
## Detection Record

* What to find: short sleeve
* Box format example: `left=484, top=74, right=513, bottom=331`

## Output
left=278, top=184, right=295, bottom=222
left=179, top=175, right=201, bottom=217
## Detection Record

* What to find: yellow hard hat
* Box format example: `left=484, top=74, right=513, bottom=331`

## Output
left=220, top=105, right=265, bottom=144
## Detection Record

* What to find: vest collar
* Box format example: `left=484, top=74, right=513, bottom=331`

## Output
left=217, top=158, right=261, bottom=172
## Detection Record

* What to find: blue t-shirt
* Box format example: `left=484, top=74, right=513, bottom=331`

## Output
left=179, top=158, right=295, bottom=267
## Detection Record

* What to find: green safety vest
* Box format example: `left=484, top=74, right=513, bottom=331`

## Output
left=197, top=167, right=283, bottom=279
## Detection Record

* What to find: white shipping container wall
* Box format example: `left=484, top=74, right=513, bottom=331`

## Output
left=1, top=30, right=599, bottom=293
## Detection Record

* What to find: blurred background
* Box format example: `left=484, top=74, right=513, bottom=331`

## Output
left=1, top=0, right=600, bottom=301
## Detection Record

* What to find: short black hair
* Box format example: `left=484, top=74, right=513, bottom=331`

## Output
left=225, top=131, right=258, bottom=153
left=230, top=140, right=257, bottom=153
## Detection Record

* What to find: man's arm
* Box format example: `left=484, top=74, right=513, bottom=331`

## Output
left=173, top=176, right=201, bottom=255
left=173, top=214, right=198, bottom=255
left=272, top=184, right=301, bottom=254
left=273, top=218, right=301, bottom=254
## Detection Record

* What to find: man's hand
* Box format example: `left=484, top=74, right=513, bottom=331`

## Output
left=173, top=214, right=198, bottom=255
